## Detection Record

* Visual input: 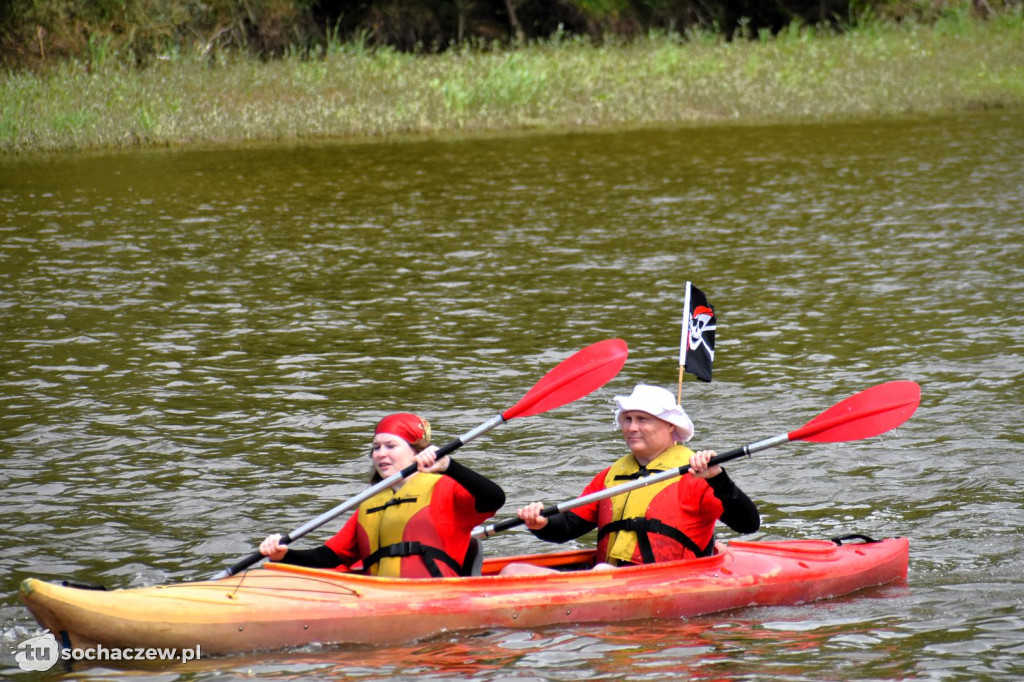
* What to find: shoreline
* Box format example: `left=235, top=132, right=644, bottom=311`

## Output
left=4, top=108, right=1014, bottom=163
left=2, top=13, right=1022, bottom=156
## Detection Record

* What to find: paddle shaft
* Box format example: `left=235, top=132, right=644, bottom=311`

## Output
left=473, top=439, right=773, bottom=539
left=212, top=415, right=503, bottom=579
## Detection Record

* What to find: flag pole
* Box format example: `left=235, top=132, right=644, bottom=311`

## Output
left=677, top=282, right=692, bottom=404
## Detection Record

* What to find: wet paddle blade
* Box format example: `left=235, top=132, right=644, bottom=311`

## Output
left=503, top=339, right=628, bottom=420
left=788, top=380, right=921, bottom=443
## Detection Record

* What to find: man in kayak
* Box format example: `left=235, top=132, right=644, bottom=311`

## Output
left=502, top=384, right=759, bottom=574
left=259, top=412, right=505, bottom=577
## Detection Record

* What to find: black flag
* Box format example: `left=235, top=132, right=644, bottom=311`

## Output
left=680, top=283, right=716, bottom=382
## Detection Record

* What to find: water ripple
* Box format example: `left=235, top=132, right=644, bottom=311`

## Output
left=2, top=111, right=1023, bottom=679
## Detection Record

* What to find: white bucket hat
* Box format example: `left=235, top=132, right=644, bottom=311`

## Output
left=613, top=384, right=694, bottom=443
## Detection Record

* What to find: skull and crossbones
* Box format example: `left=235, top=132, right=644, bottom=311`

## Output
left=688, top=305, right=716, bottom=358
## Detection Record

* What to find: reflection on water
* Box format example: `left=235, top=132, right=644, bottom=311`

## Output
left=29, top=592, right=925, bottom=680
left=2, top=110, right=1023, bottom=680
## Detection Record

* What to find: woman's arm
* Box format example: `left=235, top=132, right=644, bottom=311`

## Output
left=279, top=544, right=345, bottom=569
left=259, top=533, right=346, bottom=569
left=443, top=458, right=506, bottom=513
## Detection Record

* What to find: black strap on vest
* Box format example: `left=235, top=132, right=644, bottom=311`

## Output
left=598, top=517, right=714, bottom=564
left=365, top=496, right=418, bottom=515
left=361, top=541, right=465, bottom=578
left=612, top=466, right=664, bottom=481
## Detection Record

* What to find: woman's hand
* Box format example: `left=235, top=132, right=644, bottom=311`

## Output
left=689, top=450, right=722, bottom=479
left=414, top=445, right=449, bottom=474
left=259, top=533, right=288, bottom=561
left=516, top=501, right=549, bottom=530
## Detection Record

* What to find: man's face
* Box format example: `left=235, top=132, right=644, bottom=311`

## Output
left=618, top=410, right=676, bottom=463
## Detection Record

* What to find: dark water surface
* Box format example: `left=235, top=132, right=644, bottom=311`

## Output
left=2, top=111, right=1023, bottom=680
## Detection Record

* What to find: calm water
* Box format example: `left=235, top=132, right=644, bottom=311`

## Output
left=2, top=111, right=1023, bottom=680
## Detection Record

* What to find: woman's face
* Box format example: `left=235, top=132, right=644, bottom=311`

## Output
left=371, top=432, right=416, bottom=479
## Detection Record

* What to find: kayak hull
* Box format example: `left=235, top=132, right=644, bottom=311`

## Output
left=20, top=537, right=909, bottom=655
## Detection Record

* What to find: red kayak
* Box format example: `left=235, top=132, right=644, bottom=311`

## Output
left=20, top=536, right=909, bottom=655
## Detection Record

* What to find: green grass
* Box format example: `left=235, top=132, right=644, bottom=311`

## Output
left=1, top=10, right=1022, bottom=154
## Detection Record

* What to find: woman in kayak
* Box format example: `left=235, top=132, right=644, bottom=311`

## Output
left=502, top=384, right=759, bottom=574
left=259, top=412, right=505, bottom=578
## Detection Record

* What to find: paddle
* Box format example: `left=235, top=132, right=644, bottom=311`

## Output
left=210, top=338, right=629, bottom=579
left=474, top=380, right=921, bottom=539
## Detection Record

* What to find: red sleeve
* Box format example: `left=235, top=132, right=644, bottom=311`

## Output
left=692, top=478, right=725, bottom=522
left=420, top=477, right=495, bottom=566
left=567, top=467, right=612, bottom=524
left=323, top=513, right=363, bottom=568
left=435, top=476, right=494, bottom=530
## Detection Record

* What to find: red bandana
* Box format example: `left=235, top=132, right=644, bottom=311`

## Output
left=374, top=413, right=429, bottom=446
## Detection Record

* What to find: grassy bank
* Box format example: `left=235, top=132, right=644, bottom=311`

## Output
left=2, top=10, right=1022, bottom=155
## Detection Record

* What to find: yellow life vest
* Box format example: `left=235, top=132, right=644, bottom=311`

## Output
left=357, top=473, right=443, bottom=577
left=600, top=445, right=693, bottom=564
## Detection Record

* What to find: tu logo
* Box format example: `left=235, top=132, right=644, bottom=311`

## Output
left=14, top=630, right=59, bottom=671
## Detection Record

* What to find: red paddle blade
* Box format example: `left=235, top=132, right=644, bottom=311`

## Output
left=503, top=339, right=629, bottom=420
left=788, top=380, right=921, bottom=443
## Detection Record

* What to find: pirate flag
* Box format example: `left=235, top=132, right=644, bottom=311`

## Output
left=679, top=282, right=716, bottom=383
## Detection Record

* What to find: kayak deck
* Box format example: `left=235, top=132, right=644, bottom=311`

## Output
left=20, top=537, right=909, bottom=655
